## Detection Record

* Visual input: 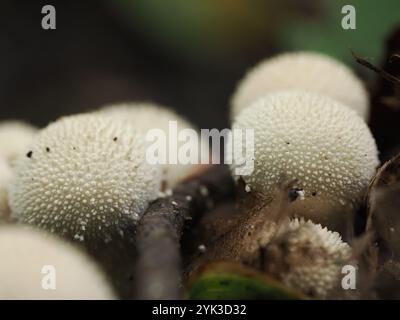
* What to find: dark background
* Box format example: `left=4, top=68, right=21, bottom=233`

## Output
left=1, top=0, right=271, bottom=129
left=0, top=0, right=398, bottom=130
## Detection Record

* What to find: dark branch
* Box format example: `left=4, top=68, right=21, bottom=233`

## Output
left=135, top=165, right=236, bottom=299
left=351, top=50, right=400, bottom=84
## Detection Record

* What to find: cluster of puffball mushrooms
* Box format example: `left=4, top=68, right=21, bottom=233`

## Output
left=0, top=51, right=379, bottom=299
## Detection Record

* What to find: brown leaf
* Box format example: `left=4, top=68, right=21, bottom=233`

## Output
left=374, top=260, right=400, bottom=299
left=185, top=180, right=298, bottom=277
left=366, top=153, right=400, bottom=265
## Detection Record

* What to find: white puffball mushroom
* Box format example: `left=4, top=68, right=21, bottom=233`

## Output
left=264, top=218, right=352, bottom=299
left=0, top=155, right=12, bottom=222
left=231, top=91, right=379, bottom=227
left=0, top=120, right=37, bottom=165
left=231, top=51, right=370, bottom=120
left=9, top=113, right=161, bottom=248
left=0, top=226, right=115, bottom=299
left=99, top=102, right=209, bottom=188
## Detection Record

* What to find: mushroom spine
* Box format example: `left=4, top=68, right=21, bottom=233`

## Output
left=231, top=51, right=370, bottom=120
left=9, top=113, right=162, bottom=248
left=0, top=155, right=12, bottom=222
left=99, top=102, right=209, bottom=188
left=230, top=91, right=379, bottom=226
left=0, top=120, right=37, bottom=165
left=0, top=225, right=115, bottom=299
left=264, top=218, right=352, bottom=299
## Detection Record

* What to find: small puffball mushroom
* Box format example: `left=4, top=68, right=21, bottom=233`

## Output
left=231, top=91, right=379, bottom=227
left=264, top=218, right=352, bottom=299
left=99, top=102, right=209, bottom=188
left=231, top=51, right=370, bottom=120
left=10, top=113, right=161, bottom=249
left=0, top=226, right=115, bottom=299
left=0, top=120, right=37, bottom=165
left=0, top=155, right=12, bottom=222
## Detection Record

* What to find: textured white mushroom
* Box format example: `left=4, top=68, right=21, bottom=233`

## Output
left=99, top=102, right=209, bottom=188
left=0, top=226, right=115, bottom=299
left=230, top=91, right=379, bottom=226
left=264, top=218, right=352, bottom=299
left=9, top=113, right=161, bottom=248
left=0, top=121, right=37, bottom=165
left=231, top=51, right=370, bottom=120
left=0, top=155, right=12, bottom=222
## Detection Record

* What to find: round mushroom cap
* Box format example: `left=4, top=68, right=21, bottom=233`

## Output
left=99, top=102, right=209, bottom=188
left=230, top=91, right=379, bottom=224
left=231, top=51, right=370, bottom=120
left=0, top=155, right=12, bottom=222
left=264, top=218, right=352, bottom=299
left=0, top=225, right=115, bottom=299
left=10, top=113, right=161, bottom=248
left=0, top=121, right=37, bottom=165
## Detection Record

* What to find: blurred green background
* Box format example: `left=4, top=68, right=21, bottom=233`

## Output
left=0, top=0, right=399, bottom=129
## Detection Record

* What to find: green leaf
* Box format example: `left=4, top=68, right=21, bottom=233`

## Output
left=185, top=261, right=306, bottom=300
left=281, top=0, right=400, bottom=65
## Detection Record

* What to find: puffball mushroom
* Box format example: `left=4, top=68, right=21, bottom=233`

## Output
left=231, top=51, right=370, bottom=120
left=0, top=225, right=115, bottom=299
left=0, top=155, right=12, bottom=222
left=0, top=120, right=37, bottom=165
left=264, top=218, right=352, bottom=299
left=231, top=91, right=379, bottom=228
left=99, top=102, right=209, bottom=188
left=9, top=113, right=161, bottom=249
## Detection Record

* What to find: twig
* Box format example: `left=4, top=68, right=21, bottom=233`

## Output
left=351, top=50, right=400, bottom=84
left=389, top=53, right=400, bottom=63
left=135, top=165, right=235, bottom=299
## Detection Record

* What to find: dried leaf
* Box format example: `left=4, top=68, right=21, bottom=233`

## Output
left=374, top=260, right=400, bottom=299
left=185, top=180, right=297, bottom=277
left=366, top=153, right=400, bottom=265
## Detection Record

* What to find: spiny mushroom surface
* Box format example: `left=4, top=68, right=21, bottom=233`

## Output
left=231, top=51, right=369, bottom=120
left=99, top=102, right=209, bottom=188
left=0, top=155, right=12, bottom=222
left=264, top=218, right=352, bottom=299
left=0, top=226, right=115, bottom=299
left=0, top=120, right=37, bottom=165
left=10, top=113, right=161, bottom=248
left=230, top=91, right=379, bottom=226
